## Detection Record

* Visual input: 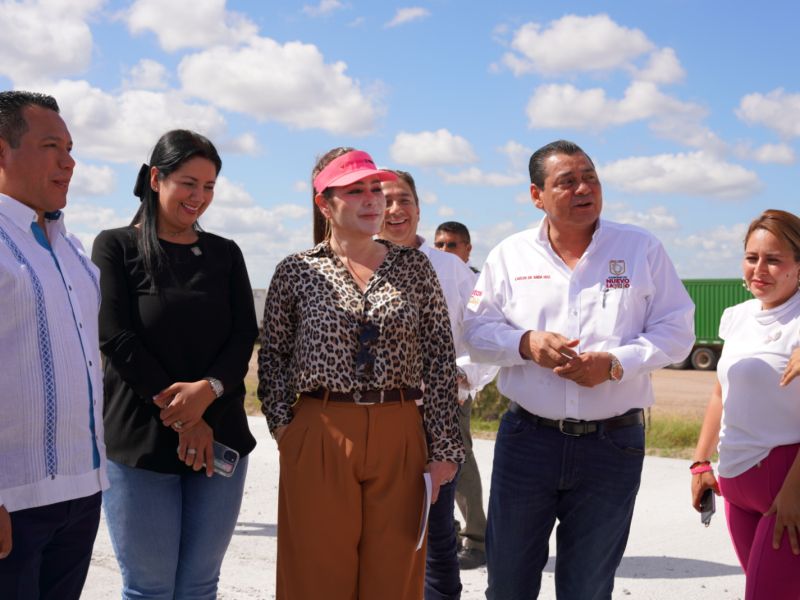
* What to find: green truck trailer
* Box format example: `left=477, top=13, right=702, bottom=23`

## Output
left=675, top=279, right=753, bottom=370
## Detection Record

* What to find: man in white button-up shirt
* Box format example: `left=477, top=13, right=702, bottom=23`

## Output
left=464, top=140, right=694, bottom=600
left=0, top=91, right=107, bottom=599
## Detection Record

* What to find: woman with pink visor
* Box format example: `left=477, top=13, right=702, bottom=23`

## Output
left=258, top=147, right=464, bottom=599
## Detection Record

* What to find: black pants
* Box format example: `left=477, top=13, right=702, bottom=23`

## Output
left=0, top=492, right=101, bottom=600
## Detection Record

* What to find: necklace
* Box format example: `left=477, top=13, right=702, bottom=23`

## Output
left=344, top=254, right=370, bottom=288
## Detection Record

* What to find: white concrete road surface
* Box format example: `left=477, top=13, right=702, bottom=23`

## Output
left=83, top=417, right=745, bottom=599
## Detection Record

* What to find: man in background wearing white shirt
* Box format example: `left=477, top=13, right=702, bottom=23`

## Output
left=434, top=221, right=497, bottom=570
left=380, top=170, right=489, bottom=600
left=0, top=91, right=107, bottom=599
left=464, top=140, right=694, bottom=600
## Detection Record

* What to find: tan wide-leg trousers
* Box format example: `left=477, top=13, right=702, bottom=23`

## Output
left=276, top=396, right=428, bottom=600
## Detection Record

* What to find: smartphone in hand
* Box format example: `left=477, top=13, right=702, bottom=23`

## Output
left=178, top=441, right=240, bottom=477
left=211, top=441, right=240, bottom=477
left=700, top=488, right=716, bottom=527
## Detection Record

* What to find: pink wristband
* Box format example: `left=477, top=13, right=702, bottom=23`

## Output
left=690, top=464, right=713, bottom=475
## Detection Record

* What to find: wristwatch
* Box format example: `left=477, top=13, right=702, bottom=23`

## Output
left=204, top=377, right=224, bottom=399
left=608, top=354, right=623, bottom=381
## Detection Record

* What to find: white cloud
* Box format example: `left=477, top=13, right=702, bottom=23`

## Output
left=293, top=180, right=310, bottom=192
left=222, top=133, right=260, bottom=155
left=515, top=191, right=532, bottom=204
left=47, top=79, right=228, bottom=164
left=672, top=222, right=748, bottom=277
left=648, top=117, right=726, bottom=154
left=420, top=191, right=438, bottom=205
left=0, top=0, right=102, bottom=82
left=750, top=143, right=796, bottom=164
left=385, top=7, right=430, bottom=28
left=610, top=205, right=679, bottom=231
left=437, top=205, right=455, bottom=217
left=348, top=16, right=365, bottom=27
left=67, top=203, right=129, bottom=251
left=501, top=14, right=654, bottom=76
left=736, top=89, right=800, bottom=138
left=601, top=152, right=760, bottom=200
left=498, top=140, right=532, bottom=171
left=179, top=38, right=380, bottom=135
left=124, top=59, right=170, bottom=90
left=70, top=162, right=116, bottom=197
left=390, top=129, right=477, bottom=167
left=125, top=0, right=257, bottom=52
left=303, top=0, right=345, bottom=17
left=526, top=81, right=704, bottom=130
left=440, top=167, right=526, bottom=187
left=635, top=48, right=685, bottom=84
left=204, top=177, right=309, bottom=233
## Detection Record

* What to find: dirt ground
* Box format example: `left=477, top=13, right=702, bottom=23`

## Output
left=650, top=368, right=716, bottom=419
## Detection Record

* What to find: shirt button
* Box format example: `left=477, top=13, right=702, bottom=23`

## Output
left=88, top=361, right=93, bottom=366
left=68, top=285, right=73, bottom=291
left=79, top=323, right=83, bottom=328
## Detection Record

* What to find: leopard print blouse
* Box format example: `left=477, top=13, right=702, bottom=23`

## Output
left=257, top=239, right=464, bottom=463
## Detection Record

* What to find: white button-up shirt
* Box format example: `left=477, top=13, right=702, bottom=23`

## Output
left=418, top=238, right=498, bottom=400
left=464, top=218, right=694, bottom=421
left=0, top=193, right=107, bottom=512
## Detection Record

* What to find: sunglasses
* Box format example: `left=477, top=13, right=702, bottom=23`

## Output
left=355, top=321, right=380, bottom=376
left=433, top=241, right=462, bottom=249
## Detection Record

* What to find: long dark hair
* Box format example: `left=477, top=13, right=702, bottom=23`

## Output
left=311, top=146, right=354, bottom=245
left=131, top=129, right=222, bottom=289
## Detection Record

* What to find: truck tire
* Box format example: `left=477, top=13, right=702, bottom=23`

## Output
left=667, top=356, right=692, bottom=370
left=691, top=347, right=718, bottom=371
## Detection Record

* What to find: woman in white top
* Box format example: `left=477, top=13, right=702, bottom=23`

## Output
left=692, top=209, right=800, bottom=600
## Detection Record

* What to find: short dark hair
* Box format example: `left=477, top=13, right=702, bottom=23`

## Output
left=528, top=140, right=594, bottom=188
left=131, top=129, right=222, bottom=289
left=384, top=169, right=419, bottom=206
left=435, top=221, right=471, bottom=244
left=0, top=91, right=60, bottom=148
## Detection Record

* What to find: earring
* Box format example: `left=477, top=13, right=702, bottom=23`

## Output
left=742, top=278, right=750, bottom=291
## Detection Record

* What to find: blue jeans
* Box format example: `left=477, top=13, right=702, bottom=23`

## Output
left=103, top=457, right=248, bottom=600
left=486, top=409, right=644, bottom=600
left=425, top=466, right=462, bottom=600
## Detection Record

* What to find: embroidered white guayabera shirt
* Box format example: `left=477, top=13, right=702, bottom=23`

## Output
left=0, top=193, right=107, bottom=512
left=464, top=217, right=695, bottom=421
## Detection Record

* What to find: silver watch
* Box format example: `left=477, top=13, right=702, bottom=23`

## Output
left=608, top=355, right=623, bottom=381
left=204, top=377, right=224, bottom=398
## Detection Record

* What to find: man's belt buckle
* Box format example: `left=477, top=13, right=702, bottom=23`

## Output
left=558, top=418, right=583, bottom=437
left=353, top=390, right=377, bottom=405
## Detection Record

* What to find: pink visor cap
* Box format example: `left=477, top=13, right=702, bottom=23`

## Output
left=313, top=150, right=397, bottom=194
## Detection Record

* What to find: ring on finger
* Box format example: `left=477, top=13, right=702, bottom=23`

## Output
left=186, top=448, right=197, bottom=455
left=173, top=420, right=184, bottom=431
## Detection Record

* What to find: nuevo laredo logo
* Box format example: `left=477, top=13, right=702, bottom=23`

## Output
left=605, top=260, right=630, bottom=289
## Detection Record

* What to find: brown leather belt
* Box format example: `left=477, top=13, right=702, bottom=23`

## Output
left=508, top=402, right=644, bottom=437
left=305, top=388, right=423, bottom=405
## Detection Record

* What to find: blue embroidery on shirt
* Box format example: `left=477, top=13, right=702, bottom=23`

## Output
left=61, top=233, right=100, bottom=304
left=0, top=225, right=58, bottom=477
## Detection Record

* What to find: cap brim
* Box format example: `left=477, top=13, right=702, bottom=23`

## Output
left=326, top=168, right=397, bottom=190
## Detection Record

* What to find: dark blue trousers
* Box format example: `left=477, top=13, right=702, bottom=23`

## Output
left=0, top=492, right=101, bottom=600
left=425, top=466, right=462, bottom=600
left=486, top=409, right=645, bottom=600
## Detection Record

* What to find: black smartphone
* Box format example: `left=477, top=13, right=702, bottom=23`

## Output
left=211, top=441, right=240, bottom=477
left=700, top=488, right=716, bottom=527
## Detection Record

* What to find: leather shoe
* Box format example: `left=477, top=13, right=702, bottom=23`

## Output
left=457, top=547, right=486, bottom=570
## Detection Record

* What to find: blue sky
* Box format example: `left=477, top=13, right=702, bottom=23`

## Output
left=1, top=0, right=798, bottom=287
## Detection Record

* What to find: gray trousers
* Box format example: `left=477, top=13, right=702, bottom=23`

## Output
left=455, top=396, right=487, bottom=551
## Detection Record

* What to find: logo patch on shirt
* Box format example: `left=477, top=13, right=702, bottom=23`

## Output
left=605, top=260, right=630, bottom=288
